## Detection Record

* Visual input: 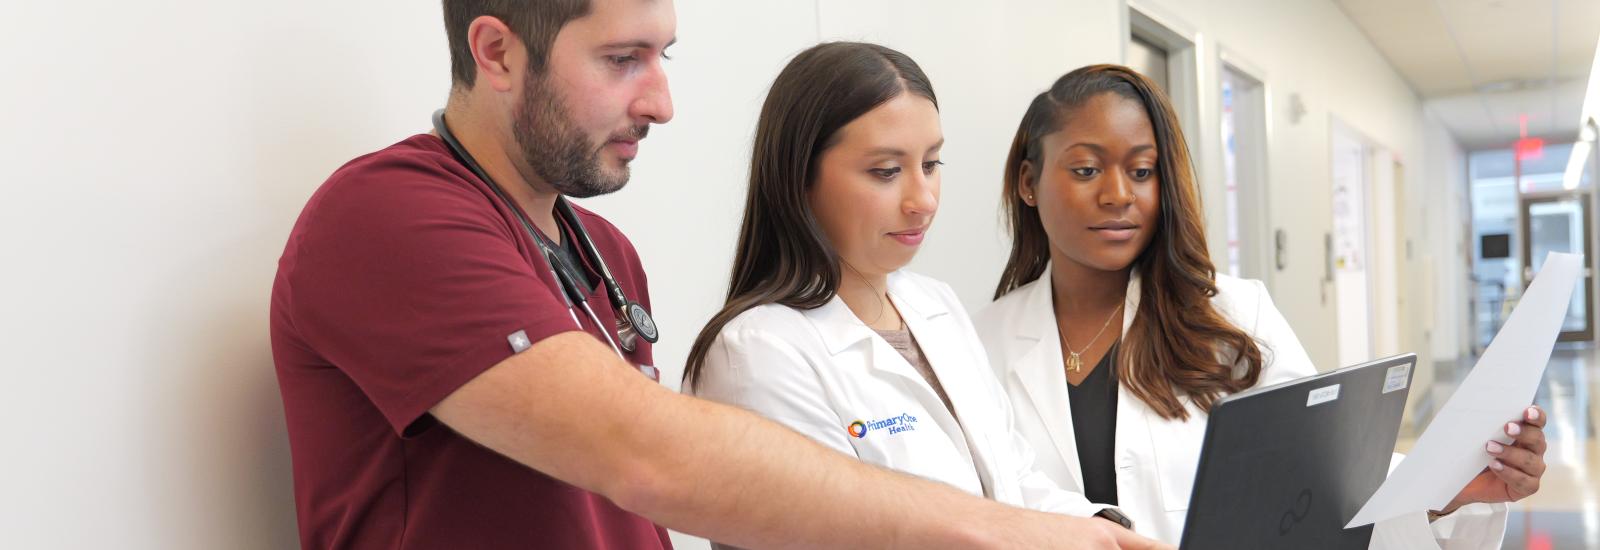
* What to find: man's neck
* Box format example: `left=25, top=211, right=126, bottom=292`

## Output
left=441, top=102, right=563, bottom=243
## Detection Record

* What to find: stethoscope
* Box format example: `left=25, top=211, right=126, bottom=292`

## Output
left=431, top=109, right=660, bottom=362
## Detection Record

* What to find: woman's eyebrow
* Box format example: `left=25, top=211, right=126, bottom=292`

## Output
left=1061, top=142, right=1157, bottom=154
left=1062, top=142, right=1104, bottom=154
left=862, top=139, right=944, bottom=158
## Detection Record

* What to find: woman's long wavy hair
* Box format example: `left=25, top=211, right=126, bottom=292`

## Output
left=994, top=64, right=1263, bottom=420
left=683, top=42, right=937, bottom=389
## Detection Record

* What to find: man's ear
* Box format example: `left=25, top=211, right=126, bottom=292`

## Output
left=466, top=15, right=522, bottom=93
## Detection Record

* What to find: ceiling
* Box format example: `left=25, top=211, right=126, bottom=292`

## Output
left=1336, top=0, right=1600, bottom=150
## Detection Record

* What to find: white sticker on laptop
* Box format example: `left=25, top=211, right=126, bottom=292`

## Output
left=1382, top=364, right=1411, bottom=394
left=1307, top=384, right=1340, bottom=407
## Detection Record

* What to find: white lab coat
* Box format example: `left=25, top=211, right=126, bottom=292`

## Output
left=688, top=270, right=1112, bottom=518
left=974, top=268, right=1509, bottom=549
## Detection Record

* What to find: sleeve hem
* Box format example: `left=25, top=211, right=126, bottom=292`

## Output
left=385, top=323, right=588, bottom=437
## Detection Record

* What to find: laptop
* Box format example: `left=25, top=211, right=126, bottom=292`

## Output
left=1177, top=353, right=1417, bottom=550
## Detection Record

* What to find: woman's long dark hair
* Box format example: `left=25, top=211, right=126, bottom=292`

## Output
left=683, top=42, right=937, bottom=389
left=995, top=64, right=1263, bottom=420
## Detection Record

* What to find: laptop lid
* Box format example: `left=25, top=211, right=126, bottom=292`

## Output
left=1178, top=353, right=1417, bottom=550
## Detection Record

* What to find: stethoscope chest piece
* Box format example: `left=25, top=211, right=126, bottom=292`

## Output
left=615, top=301, right=658, bottom=353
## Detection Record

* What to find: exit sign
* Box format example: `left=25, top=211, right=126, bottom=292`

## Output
left=1516, top=137, right=1545, bottom=161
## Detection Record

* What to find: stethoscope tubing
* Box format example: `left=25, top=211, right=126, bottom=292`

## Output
left=430, top=109, right=648, bottom=358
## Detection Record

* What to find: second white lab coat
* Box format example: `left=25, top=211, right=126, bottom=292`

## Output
left=688, top=270, right=1111, bottom=518
left=974, top=267, right=1509, bottom=549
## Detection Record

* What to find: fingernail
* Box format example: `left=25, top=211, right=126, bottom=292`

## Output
left=1528, top=407, right=1541, bottom=421
left=1487, top=441, right=1505, bottom=454
left=1507, top=422, right=1522, bottom=436
left=1490, top=460, right=1505, bottom=471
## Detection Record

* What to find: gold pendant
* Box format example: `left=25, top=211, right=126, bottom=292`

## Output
left=1066, top=351, right=1082, bottom=373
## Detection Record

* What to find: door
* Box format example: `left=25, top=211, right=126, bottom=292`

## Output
left=1221, top=61, right=1270, bottom=284
left=1331, top=124, right=1373, bottom=366
left=1519, top=193, right=1594, bottom=341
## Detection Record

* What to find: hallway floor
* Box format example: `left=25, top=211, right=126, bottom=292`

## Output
left=1400, top=343, right=1600, bottom=549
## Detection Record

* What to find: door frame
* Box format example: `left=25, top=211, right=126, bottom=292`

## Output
left=1519, top=190, right=1595, bottom=342
left=1217, top=47, right=1273, bottom=287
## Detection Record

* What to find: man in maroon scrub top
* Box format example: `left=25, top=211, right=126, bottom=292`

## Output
left=269, top=1, right=1172, bottom=549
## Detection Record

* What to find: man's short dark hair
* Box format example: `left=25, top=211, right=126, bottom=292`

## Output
left=442, top=0, right=592, bottom=88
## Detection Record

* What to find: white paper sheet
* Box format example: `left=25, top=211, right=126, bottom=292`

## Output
left=1347, top=252, right=1582, bottom=528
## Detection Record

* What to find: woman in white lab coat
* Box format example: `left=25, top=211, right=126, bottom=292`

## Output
left=681, top=43, right=1150, bottom=541
left=976, top=64, right=1546, bottom=549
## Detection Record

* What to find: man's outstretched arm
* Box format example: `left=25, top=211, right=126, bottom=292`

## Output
left=433, top=331, right=1169, bottom=549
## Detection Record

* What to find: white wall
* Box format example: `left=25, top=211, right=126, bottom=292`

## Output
left=1370, top=147, right=1399, bottom=358
left=0, top=1, right=1461, bottom=548
left=1, top=2, right=449, bottom=547
left=1424, top=112, right=1472, bottom=364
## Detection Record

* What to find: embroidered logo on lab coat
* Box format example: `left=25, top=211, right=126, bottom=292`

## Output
left=847, top=413, right=919, bottom=438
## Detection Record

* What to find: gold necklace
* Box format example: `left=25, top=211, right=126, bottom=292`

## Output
left=842, top=262, right=888, bottom=325
left=1062, top=302, right=1124, bottom=373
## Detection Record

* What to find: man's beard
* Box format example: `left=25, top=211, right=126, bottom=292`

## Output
left=511, top=71, right=646, bottom=199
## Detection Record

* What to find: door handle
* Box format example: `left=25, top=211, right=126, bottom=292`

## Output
left=1324, top=232, right=1334, bottom=283
left=1275, top=229, right=1289, bottom=271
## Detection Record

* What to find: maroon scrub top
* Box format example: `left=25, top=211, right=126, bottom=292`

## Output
left=270, top=134, right=670, bottom=549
